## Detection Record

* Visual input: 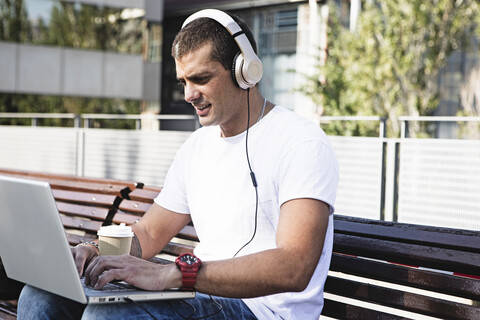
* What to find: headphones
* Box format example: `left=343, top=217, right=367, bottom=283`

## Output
left=182, top=9, right=263, bottom=90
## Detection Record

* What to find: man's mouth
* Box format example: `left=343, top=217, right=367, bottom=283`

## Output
left=195, top=104, right=211, bottom=116
left=196, top=104, right=210, bottom=110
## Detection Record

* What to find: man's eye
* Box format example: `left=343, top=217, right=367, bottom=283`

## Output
left=177, top=80, right=186, bottom=87
left=196, top=78, right=208, bottom=84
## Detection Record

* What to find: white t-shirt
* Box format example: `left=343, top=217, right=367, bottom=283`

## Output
left=155, top=106, right=339, bottom=320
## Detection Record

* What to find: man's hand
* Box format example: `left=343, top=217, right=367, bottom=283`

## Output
left=71, top=244, right=99, bottom=277
left=83, top=255, right=181, bottom=291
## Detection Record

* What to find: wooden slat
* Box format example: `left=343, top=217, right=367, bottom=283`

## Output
left=325, top=276, right=480, bottom=320
left=330, top=253, right=480, bottom=300
left=0, top=173, right=130, bottom=195
left=162, top=242, right=195, bottom=257
left=322, top=298, right=409, bottom=320
left=0, top=168, right=137, bottom=188
left=334, top=215, right=480, bottom=253
left=60, top=215, right=103, bottom=233
left=334, top=234, right=480, bottom=277
left=112, top=211, right=143, bottom=225
left=52, top=189, right=116, bottom=207
left=49, top=180, right=131, bottom=196
left=56, top=202, right=109, bottom=221
left=118, top=199, right=152, bottom=214
left=128, top=188, right=160, bottom=203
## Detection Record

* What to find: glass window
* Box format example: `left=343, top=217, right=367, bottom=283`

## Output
left=0, top=0, right=145, bottom=55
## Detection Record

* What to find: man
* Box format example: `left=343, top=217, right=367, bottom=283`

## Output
left=18, top=9, right=338, bottom=320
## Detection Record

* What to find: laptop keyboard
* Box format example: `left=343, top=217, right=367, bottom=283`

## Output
left=81, top=278, right=137, bottom=292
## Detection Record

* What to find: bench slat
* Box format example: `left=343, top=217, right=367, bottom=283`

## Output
left=334, top=233, right=480, bottom=277
left=330, top=253, right=480, bottom=300
left=322, top=298, right=409, bottom=320
left=112, top=211, right=142, bottom=225
left=56, top=202, right=109, bottom=221
left=325, top=276, right=480, bottom=320
left=162, top=242, right=195, bottom=256
left=0, top=169, right=137, bottom=189
left=52, top=189, right=117, bottom=207
left=335, top=215, right=480, bottom=253
left=118, top=199, right=152, bottom=214
left=128, top=188, right=160, bottom=203
left=61, top=216, right=103, bottom=233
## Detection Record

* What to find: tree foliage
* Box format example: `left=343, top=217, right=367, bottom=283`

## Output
left=299, top=0, right=480, bottom=137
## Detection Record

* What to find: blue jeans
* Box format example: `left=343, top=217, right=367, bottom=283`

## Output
left=18, top=285, right=257, bottom=320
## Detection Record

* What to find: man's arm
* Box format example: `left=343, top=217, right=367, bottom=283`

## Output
left=84, top=198, right=330, bottom=297
left=195, top=198, right=330, bottom=298
left=83, top=203, right=191, bottom=290
left=131, top=202, right=192, bottom=260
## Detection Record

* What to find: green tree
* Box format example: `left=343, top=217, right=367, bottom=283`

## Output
left=299, top=0, right=480, bottom=137
left=0, top=0, right=31, bottom=42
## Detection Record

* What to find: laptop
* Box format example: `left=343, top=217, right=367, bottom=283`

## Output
left=0, top=175, right=195, bottom=304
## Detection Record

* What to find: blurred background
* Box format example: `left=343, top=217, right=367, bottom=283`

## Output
left=1, top=0, right=479, bottom=230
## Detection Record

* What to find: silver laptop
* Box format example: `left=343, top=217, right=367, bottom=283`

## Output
left=0, top=175, right=195, bottom=304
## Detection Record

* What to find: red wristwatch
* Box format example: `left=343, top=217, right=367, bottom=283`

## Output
left=175, top=253, right=202, bottom=290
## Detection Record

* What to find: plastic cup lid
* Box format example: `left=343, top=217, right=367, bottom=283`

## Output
left=97, top=223, right=134, bottom=237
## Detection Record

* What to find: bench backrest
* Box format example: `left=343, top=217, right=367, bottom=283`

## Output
left=324, top=215, right=480, bottom=319
left=0, top=169, right=196, bottom=261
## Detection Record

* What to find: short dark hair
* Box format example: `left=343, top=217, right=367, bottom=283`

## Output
left=171, top=12, right=257, bottom=71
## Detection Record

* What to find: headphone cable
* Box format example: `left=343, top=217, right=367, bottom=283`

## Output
left=233, top=88, right=259, bottom=258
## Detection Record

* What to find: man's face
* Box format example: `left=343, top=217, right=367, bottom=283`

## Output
left=175, top=43, right=246, bottom=137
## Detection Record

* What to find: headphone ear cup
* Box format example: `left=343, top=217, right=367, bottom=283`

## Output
left=232, top=52, right=250, bottom=90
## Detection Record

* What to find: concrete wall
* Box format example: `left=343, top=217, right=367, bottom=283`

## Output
left=0, top=42, right=160, bottom=101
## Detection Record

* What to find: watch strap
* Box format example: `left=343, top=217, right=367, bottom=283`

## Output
left=180, top=269, right=198, bottom=290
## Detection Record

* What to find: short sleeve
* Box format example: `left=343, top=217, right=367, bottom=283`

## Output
left=154, top=144, right=190, bottom=214
left=276, top=140, right=339, bottom=214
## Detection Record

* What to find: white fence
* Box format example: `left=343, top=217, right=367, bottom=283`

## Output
left=397, top=138, right=480, bottom=230
left=0, top=126, right=191, bottom=186
left=1, top=122, right=480, bottom=231
left=329, top=136, right=384, bottom=220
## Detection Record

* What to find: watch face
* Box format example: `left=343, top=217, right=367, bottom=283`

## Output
left=180, top=254, right=200, bottom=265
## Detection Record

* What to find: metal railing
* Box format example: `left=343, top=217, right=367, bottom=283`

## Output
left=0, top=113, right=199, bottom=130
left=399, top=116, right=480, bottom=138
left=0, top=113, right=79, bottom=127
left=319, top=116, right=387, bottom=138
left=81, top=114, right=199, bottom=130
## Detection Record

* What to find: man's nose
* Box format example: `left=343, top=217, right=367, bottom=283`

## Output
left=184, top=83, right=200, bottom=104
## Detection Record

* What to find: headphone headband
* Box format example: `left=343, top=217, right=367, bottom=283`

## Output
left=181, top=9, right=263, bottom=89
left=182, top=9, right=242, bottom=35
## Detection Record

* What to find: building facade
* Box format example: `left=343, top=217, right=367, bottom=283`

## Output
left=0, top=0, right=163, bottom=128
left=1, top=0, right=477, bottom=133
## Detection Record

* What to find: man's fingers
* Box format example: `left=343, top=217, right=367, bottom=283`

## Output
left=74, top=254, right=86, bottom=277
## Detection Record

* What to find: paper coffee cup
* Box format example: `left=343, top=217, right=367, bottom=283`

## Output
left=97, top=223, right=134, bottom=256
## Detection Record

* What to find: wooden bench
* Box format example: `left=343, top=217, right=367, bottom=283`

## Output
left=1, top=169, right=479, bottom=319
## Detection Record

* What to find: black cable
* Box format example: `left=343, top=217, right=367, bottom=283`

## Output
left=233, top=87, right=260, bottom=259
left=166, top=295, right=223, bottom=319
left=167, top=299, right=196, bottom=319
